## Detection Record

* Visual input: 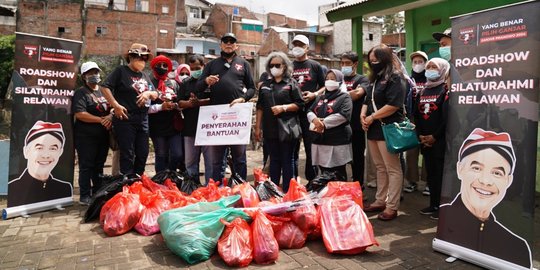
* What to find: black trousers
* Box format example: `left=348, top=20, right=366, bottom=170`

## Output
left=349, top=129, right=366, bottom=184
left=113, top=113, right=149, bottom=175
left=75, top=131, right=109, bottom=198
left=423, top=149, right=445, bottom=209
left=320, top=165, right=347, bottom=181
left=295, top=111, right=318, bottom=180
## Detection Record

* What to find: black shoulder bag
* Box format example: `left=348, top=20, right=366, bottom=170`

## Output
left=270, top=83, right=302, bottom=142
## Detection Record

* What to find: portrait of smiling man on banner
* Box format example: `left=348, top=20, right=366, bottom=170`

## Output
left=8, top=120, right=73, bottom=207
left=438, top=128, right=532, bottom=268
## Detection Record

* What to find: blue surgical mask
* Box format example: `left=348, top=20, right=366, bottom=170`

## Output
left=192, top=69, right=203, bottom=79
left=439, top=46, right=451, bottom=61
left=341, top=66, right=353, bottom=76
left=425, top=70, right=440, bottom=81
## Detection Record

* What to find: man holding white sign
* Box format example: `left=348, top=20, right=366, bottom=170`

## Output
left=196, top=33, right=256, bottom=181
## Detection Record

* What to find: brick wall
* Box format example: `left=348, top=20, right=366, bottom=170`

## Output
left=206, top=8, right=229, bottom=38
left=0, top=25, right=15, bottom=36
left=17, top=2, right=82, bottom=41
left=84, top=8, right=157, bottom=56
left=258, top=29, right=288, bottom=56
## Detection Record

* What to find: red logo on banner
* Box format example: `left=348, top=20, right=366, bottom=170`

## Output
left=458, top=27, right=475, bottom=45
left=23, top=45, right=38, bottom=58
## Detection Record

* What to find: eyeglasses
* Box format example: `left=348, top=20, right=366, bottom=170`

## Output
left=131, top=54, right=149, bottom=61
left=222, top=39, right=236, bottom=44
left=178, top=72, right=189, bottom=76
left=269, top=63, right=282, bottom=69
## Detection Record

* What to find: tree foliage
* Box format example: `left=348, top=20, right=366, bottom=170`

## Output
left=0, top=34, right=15, bottom=100
left=381, top=13, right=404, bottom=35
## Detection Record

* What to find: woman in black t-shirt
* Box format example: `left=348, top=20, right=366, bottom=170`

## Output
left=101, top=43, right=158, bottom=175
left=361, top=44, right=407, bottom=221
left=72, top=61, right=112, bottom=205
left=255, top=51, right=304, bottom=192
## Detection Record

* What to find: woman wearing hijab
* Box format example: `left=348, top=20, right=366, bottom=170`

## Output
left=255, top=51, right=304, bottom=192
left=72, top=62, right=111, bottom=205
left=175, top=64, right=191, bottom=84
left=414, top=57, right=450, bottom=220
left=361, top=44, right=407, bottom=221
left=148, top=55, right=183, bottom=172
left=308, top=69, right=353, bottom=180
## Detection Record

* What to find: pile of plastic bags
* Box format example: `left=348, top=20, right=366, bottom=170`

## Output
left=90, top=169, right=378, bottom=267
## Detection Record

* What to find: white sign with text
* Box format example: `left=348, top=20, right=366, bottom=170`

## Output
left=195, top=103, right=254, bottom=146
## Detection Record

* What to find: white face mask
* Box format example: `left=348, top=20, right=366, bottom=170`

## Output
left=413, top=63, right=425, bottom=73
left=325, top=80, right=340, bottom=91
left=270, top=67, right=283, bottom=77
left=178, top=75, right=189, bottom=81
left=292, top=47, right=306, bottom=58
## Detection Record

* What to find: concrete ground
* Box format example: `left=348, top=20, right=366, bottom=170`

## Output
left=0, top=146, right=538, bottom=270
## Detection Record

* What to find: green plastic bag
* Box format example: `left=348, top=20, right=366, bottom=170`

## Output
left=158, top=195, right=250, bottom=264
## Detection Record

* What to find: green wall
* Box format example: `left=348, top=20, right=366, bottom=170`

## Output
left=404, top=0, right=524, bottom=69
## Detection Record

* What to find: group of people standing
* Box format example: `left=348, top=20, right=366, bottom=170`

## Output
left=72, top=29, right=452, bottom=222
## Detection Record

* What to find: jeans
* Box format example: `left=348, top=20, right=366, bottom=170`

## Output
left=113, top=113, right=149, bottom=175
left=265, top=138, right=298, bottom=193
left=75, top=132, right=108, bottom=198
left=207, top=144, right=247, bottom=181
left=184, top=136, right=212, bottom=184
left=151, top=133, right=183, bottom=173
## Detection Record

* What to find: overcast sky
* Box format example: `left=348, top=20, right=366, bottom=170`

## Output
left=207, top=0, right=339, bottom=26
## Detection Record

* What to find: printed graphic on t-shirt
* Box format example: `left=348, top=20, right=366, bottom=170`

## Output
left=234, top=63, right=243, bottom=71
left=292, top=68, right=312, bottom=88
left=345, top=80, right=355, bottom=91
left=314, top=99, right=336, bottom=114
left=418, top=95, right=438, bottom=119
left=131, top=77, right=150, bottom=94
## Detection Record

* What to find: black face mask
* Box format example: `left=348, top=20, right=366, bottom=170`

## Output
left=370, top=62, right=385, bottom=75
left=154, top=67, right=168, bottom=76
left=221, top=51, right=235, bottom=59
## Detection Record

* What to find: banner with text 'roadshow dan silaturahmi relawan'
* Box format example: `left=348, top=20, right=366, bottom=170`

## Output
left=433, top=1, right=538, bottom=269
left=3, top=32, right=82, bottom=219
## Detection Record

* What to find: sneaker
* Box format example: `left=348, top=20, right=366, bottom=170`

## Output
left=79, top=196, right=91, bottom=206
left=420, top=206, right=438, bottom=215
left=366, top=181, right=377, bottom=188
left=422, top=187, right=430, bottom=196
left=430, top=211, right=439, bottom=220
left=403, top=182, right=417, bottom=193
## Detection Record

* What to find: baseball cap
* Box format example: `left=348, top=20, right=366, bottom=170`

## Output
left=221, top=33, right=237, bottom=43
left=409, top=51, right=428, bottom=61
left=432, top=28, right=452, bottom=41
left=80, top=62, right=101, bottom=75
left=292, top=34, right=309, bottom=46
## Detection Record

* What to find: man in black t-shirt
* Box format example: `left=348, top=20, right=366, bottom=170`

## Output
left=196, top=33, right=256, bottom=181
left=290, top=34, right=325, bottom=181
left=341, top=51, right=369, bottom=184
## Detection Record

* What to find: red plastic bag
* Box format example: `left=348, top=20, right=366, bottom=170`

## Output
left=191, top=179, right=223, bottom=202
left=218, top=218, right=253, bottom=267
left=100, top=186, right=142, bottom=236
left=283, top=180, right=319, bottom=234
left=141, top=174, right=168, bottom=193
left=252, top=210, right=279, bottom=264
left=134, top=191, right=171, bottom=236
left=275, top=221, right=307, bottom=249
left=320, top=197, right=378, bottom=254
left=253, top=168, right=269, bottom=182
left=321, top=181, right=364, bottom=209
left=232, top=182, right=260, bottom=208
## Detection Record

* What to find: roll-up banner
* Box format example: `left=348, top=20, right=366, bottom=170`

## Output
left=3, top=32, right=82, bottom=219
left=433, top=1, right=538, bottom=269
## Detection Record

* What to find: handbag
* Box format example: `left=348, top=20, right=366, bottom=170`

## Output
left=370, top=81, right=419, bottom=154
left=270, top=83, right=302, bottom=142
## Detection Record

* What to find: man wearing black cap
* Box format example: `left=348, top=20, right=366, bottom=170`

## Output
left=8, top=121, right=73, bottom=207
left=196, top=32, right=256, bottom=181
left=433, top=28, right=452, bottom=61
left=437, top=128, right=532, bottom=269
